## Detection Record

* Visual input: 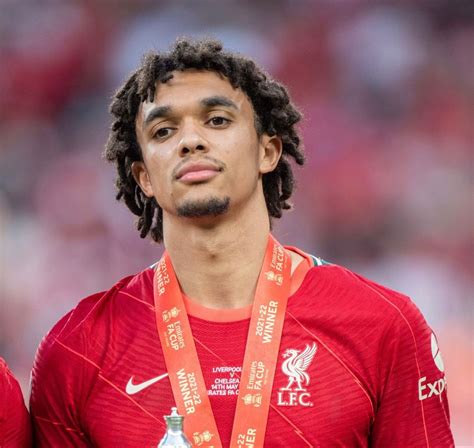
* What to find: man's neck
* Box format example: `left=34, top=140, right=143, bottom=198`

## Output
left=163, top=214, right=269, bottom=309
left=161, top=190, right=302, bottom=309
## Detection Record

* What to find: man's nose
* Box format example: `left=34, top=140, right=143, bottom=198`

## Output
left=177, top=122, right=208, bottom=156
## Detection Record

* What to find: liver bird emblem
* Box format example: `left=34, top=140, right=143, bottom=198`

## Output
left=281, top=342, right=317, bottom=391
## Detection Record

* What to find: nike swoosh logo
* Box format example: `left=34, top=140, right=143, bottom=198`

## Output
left=125, top=373, right=168, bottom=395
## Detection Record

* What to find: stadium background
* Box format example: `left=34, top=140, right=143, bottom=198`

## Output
left=0, top=0, right=472, bottom=444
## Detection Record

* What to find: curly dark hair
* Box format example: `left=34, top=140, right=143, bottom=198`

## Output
left=104, top=37, right=304, bottom=243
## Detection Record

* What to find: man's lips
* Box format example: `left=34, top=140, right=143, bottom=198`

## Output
left=175, top=162, right=222, bottom=183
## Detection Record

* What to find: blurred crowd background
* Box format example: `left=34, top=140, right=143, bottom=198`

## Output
left=0, top=0, right=472, bottom=444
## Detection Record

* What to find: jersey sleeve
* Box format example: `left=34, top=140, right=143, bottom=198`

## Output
left=0, top=359, right=32, bottom=447
left=369, top=297, right=454, bottom=447
left=30, top=309, right=95, bottom=446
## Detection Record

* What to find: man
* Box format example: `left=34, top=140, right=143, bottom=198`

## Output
left=30, top=38, right=453, bottom=446
left=0, top=358, right=32, bottom=447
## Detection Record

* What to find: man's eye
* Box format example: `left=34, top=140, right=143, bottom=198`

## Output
left=208, top=116, right=230, bottom=126
left=154, top=128, right=171, bottom=138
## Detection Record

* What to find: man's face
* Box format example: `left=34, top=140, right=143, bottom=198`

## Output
left=133, top=70, right=280, bottom=221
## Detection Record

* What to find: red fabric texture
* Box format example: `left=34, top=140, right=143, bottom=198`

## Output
left=30, top=259, right=453, bottom=447
left=1, top=358, right=32, bottom=447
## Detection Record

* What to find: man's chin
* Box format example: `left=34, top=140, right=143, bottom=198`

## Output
left=176, top=196, right=230, bottom=218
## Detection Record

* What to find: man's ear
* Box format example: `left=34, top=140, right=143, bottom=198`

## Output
left=131, top=161, right=154, bottom=198
left=259, top=134, right=283, bottom=174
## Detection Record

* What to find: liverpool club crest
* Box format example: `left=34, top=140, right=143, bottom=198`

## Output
left=277, top=342, right=317, bottom=407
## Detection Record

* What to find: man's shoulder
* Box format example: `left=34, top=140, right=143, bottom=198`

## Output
left=0, top=357, right=16, bottom=393
left=39, top=267, right=155, bottom=351
left=0, top=357, right=24, bottom=402
left=293, top=256, right=435, bottom=373
left=299, top=256, right=423, bottom=325
left=30, top=267, right=156, bottom=415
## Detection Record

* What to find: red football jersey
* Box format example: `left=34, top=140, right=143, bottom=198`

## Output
left=0, top=358, right=32, bottom=447
left=30, top=252, right=453, bottom=447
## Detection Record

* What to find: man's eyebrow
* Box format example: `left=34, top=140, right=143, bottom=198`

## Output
left=142, top=105, right=172, bottom=130
left=142, top=97, right=237, bottom=130
left=200, top=96, right=238, bottom=110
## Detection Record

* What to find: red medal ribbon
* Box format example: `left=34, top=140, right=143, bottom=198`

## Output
left=154, top=235, right=291, bottom=447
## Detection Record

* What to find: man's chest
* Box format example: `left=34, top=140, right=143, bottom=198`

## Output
left=83, top=317, right=375, bottom=447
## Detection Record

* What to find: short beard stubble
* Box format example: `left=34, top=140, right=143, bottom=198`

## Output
left=176, top=196, right=231, bottom=218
